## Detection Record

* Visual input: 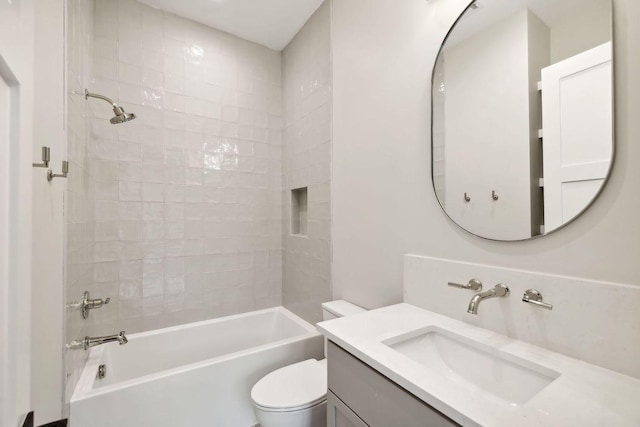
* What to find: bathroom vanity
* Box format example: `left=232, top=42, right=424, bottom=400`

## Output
left=318, top=304, right=640, bottom=427
left=326, top=341, right=458, bottom=427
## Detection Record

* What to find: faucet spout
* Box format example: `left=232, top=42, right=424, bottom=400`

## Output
left=467, top=284, right=509, bottom=315
left=67, top=331, right=128, bottom=350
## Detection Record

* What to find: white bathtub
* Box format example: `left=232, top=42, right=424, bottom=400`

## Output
left=70, top=307, right=324, bottom=427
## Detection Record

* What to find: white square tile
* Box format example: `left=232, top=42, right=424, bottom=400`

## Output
left=164, top=55, right=185, bottom=77
left=93, top=36, right=118, bottom=60
left=163, top=92, right=186, bottom=113
left=143, top=221, right=165, bottom=240
left=143, top=183, right=165, bottom=202
left=119, top=182, right=142, bottom=201
left=142, top=144, right=165, bottom=165
left=93, top=58, right=118, bottom=80
left=164, top=74, right=185, bottom=94
left=119, top=220, right=143, bottom=241
left=142, top=51, right=164, bottom=73
left=119, top=43, right=142, bottom=66
left=143, top=165, right=165, bottom=183
left=143, top=202, right=165, bottom=221
left=119, top=202, right=142, bottom=220
left=73, top=0, right=297, bottom=340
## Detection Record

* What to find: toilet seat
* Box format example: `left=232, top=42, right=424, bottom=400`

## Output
left=251, top=359, right=327, bottom=412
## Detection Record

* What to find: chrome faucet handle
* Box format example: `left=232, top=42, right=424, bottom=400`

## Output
left=32, top=146, right=51, bottom=168
left=116, top=331, right=128, bottom=345
left=448, top=279, right=482, bottom=291
left=81, top=291, right=111, bottom=319
left=522, top=289, right=553, bottom=310
left=47, top=160, right=69, bottom=181
left=492, top=283, right=510, bottom=297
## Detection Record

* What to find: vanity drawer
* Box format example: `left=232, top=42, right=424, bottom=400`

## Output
left=327, top=390, right=369, bottom=427
left=327, top=341, right=459, bottom=427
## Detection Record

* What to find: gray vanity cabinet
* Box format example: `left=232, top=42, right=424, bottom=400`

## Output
left=327, top=341, right=459, bottom=427
left=327, top=391, right=368, bottom=427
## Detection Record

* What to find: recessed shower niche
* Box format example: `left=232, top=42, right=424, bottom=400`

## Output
left=291, top=187, right=308, bottom=236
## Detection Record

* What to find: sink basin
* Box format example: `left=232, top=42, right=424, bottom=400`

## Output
left=383, top=326, right=560, bottom=404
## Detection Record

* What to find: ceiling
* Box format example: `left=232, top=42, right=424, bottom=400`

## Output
left=138, top=0, right=325, bottom=51
left=443, top=0, right=610, bottom=50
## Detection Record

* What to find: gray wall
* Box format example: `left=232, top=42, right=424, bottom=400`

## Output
left=282, top=1, right=332, bottom=323
left=331, top=0, right=640, bottom=308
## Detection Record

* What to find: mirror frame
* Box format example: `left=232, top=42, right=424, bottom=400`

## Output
left=430, top=0, right=616, bottom=242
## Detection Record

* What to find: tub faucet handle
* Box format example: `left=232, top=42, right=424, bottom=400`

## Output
left=81, top=291, right=111, bottom=319
left=117, top=331, right=128, bottom=345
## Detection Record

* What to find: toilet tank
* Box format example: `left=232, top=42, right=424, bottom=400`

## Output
left=321, top=300, right=366, bottom=321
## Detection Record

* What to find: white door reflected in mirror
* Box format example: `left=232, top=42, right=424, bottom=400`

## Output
left=431, top=0, right=614, bottom=241
left=541, top=42, right=612, bottom=232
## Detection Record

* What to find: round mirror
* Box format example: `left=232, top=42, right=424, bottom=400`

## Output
left=431, top=0, right=613, bottom=241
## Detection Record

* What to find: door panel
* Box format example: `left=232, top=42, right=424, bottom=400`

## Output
left=0, top=0, right=34, bottom=424
left=541, top=42, right=613, bottom=231
left=0, top=59, right=11, bottom=427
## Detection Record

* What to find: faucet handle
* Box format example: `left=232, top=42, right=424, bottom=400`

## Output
left=47, top=160, right=69, bottom=181
left=81, top=291, right=111, bottom=319
left=448, top=279, right=483, bottom=291
left=493, top=283, right=510, bottom=297
left=117, top=331, right=128, bottom=345
left=522, top=289, right=553, bottom=310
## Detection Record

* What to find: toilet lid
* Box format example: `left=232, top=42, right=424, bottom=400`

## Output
left=251, top=359, right=327, bottom=412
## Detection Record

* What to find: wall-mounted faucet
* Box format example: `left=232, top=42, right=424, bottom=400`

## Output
left=67, top=331, right=128, bottom=351
left=448, top=279, right=482, bottom=291
left=467, top=283, right=510, bottom=315
left=80, top=291, right=110, bottom=319
left=32, top=146, right=51, bottom=168
left=47, top=160, right=69, bottom=181
left=522, top=289, right=553, bottom=310
left=68, top=291, right=111, bottom=319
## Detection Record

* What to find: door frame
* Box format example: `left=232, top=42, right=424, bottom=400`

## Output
left=0, top=0, right=35, bottom=423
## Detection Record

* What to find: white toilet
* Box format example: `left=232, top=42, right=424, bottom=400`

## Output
left=251, top=300, right=366, bottom=427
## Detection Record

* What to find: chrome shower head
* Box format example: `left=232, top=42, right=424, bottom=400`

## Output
left=110, top=105, right=136, bottom=124
left=85, top=89, right=137, bottom=125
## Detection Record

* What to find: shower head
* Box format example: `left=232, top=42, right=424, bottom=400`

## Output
left=110, top=106, right=136, bottom=124
left=85, top=89, right=137, bottom=124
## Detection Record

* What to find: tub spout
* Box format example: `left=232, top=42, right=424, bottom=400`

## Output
left=67, top=331, right=128, bottom=350
left=467, top=284, right=509, bottom=315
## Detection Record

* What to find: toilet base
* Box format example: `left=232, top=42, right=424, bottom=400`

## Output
left=254, top=399, right=326, bottom=427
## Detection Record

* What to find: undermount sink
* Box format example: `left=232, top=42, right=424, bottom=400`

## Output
left=383, top=326, right=560, bottom=404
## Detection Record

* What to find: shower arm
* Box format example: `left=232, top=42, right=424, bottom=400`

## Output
left=84, top=88, right=136, bottom=124
left=85, top=89, right=118, bottom=108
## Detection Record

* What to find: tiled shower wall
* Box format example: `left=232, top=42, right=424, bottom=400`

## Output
left=282, top=1, right=332, bottom=323
left=63, top=0, right=331, bottom=397
left=86, top=0, right=284, bottom=334
left=65, top=0, right=95, bottom=404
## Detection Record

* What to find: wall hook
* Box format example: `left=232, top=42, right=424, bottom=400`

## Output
left=491, top=190, right=499, bottom=200
left=32, top=146, right=51, bottom=168
left=464, top=192, right=471, bottom=202
left=47, top=160, right=69, bottom=181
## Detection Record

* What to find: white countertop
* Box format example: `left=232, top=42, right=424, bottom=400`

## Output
left=317, top=303, right=640, bottom=427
